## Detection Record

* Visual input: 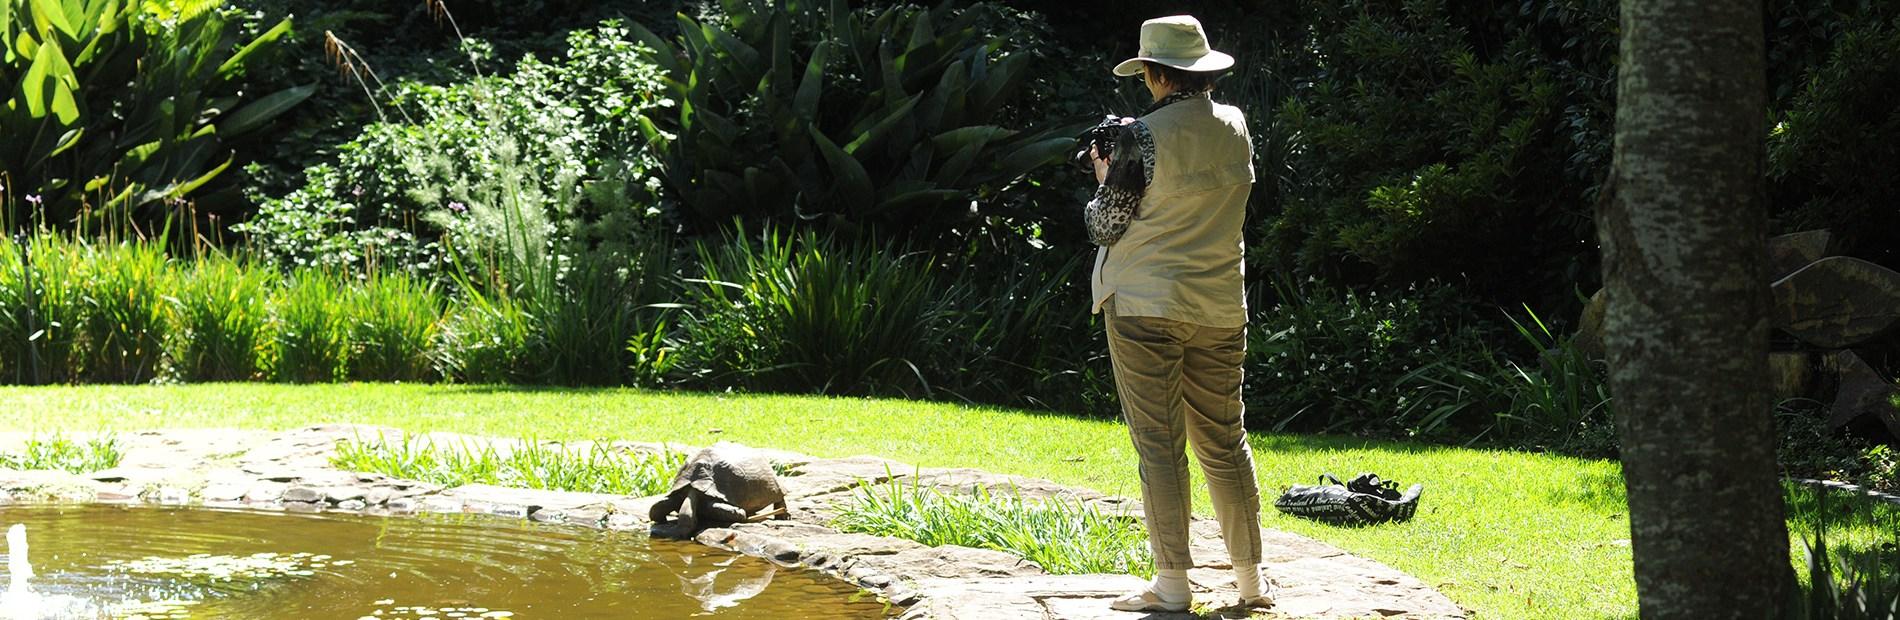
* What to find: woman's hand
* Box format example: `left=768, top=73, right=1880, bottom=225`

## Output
left=1092, top=144, right=1111, bottom=184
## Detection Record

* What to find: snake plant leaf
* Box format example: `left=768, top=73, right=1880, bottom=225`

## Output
left=20, top=36, right=80, bottom=125
left=843, top=93, right=918, bottom=156
left=216, top=82, right=314, bottom=136
left=625, top=20, right=684, bottom=79
left=30, top=0, right=77, bottom=40
left=906, top=9, right=933, bottom=54
left=970, top=51, right=1030, bottom=121
left=930, top=125, right=1013, bottom=153
left=809, top=125, right=873, bottom=215
left=981, top=135, right=1073, bottom=184
left=871, top=187, right=962, bottom=217
left=790, top=41, right=828, bottom=123
left=217, top=17, right=290, bottom=79
left=932, top=141, right=984, bottom=187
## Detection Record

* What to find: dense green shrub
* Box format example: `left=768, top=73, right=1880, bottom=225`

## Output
left=238, top=21, right=670, bottom=272
left=1, top=0, right=309, bottom=229
left=1246, top=278, right=1494, bottom=436
left=434, top=294, right=532, bottom=385
left=935, top=247, right=1113, bottom=415
left=630, top=0, right=1077, bottom=243
left=269, top=270, right=352, bottom=383
left=0, top=235, right=86, bottom=383
left=679, top=228, right=948, bottom=395
left=78, top=243, right=173, bottom=383
left=1769, top=15, right=1900, bottom=268
left=172, top=255, right=272, bottom=382
left=1397, top=308, right=1616, bottom=453
left=347, top=273, right=442, bottom=382
left=1263, top=0, right=1601, bottom=310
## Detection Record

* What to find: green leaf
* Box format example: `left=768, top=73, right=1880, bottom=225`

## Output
left=20, top=37, right=80, bottom=125
left=971, top=52, right=1030, bottom=121
left=982, top=135, right=1073, bottom=183
left=809, top=125, right=874, bottom=214
left=844, top=93, right=919, bottom=156
left=216, top=82, right=315, bottom=135
left=931, top=126, right=1014, bottom=153
left=30, top=0, right=77, bottom=39
left=791, top=41, right=829, bottom=123
left=625, top=20, right=684, bottom=78
left=217, top=17, right=291, bottom=79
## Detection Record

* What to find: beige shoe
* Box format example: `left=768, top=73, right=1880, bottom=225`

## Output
left=1237, top=593, right=1274, bottom=609
left=1109, top=589, right=1190, bottom=613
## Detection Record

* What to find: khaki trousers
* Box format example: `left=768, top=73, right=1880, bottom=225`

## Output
left=1105, top=302, right=1262, bottom=571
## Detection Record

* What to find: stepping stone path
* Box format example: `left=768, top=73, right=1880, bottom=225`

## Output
left=0, top=425, right=1466, bottom=619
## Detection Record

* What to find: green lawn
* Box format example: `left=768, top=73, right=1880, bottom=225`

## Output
left=1, top=384, right=1893, bottom=619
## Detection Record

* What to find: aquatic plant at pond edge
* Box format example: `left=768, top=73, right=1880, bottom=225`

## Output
left=0, top=434, right=121, bottom=474
left=833, top=473, right=1153, bottom=578
left=332, top=435, right=685, bottom=496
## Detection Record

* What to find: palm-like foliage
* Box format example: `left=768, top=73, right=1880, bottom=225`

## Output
left=630, top=0, right=1077, bottom=241
left=1, top=0, right=311, bottom=228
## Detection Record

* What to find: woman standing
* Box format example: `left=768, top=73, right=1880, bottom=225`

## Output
left=1085, top=15, right=1270, bottom=613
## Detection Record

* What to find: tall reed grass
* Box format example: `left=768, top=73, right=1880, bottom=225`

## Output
left=271, top=270, right=352, bottom=383
left=0, top=235, right=88, bottom=384
left=173, top=255, right=273, bottom=381
left=79, top=242, right=173, bottom=383
left=348, top=273, right=443, bottom=382
left=681, top=228, right=947, bottom=396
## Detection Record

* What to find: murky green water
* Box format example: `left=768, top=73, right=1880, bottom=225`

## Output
left=0, top=505, right=896, bottom=619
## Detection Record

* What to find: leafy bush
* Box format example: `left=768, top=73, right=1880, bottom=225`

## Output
left=238, top=21, right=670, bottom=274
left=1397, top=308, right=1616, bottom=453
left=0, top=234, right=86, bottom=384
left=834, top=476, right=1153, bottom=578
left=172, top=254, right=273, bottom=381
left=1768, top=15, right=1900, bottom=269
left=1263, top=0, right=1599, bottom=310
left=435, top=293, right=532, bottom=384
left=934, top=247, right=1113, bottom=415
left=679, top=228, right=947, bottom=395
left=630, top=0, right=1076, bottom=242
left=79, top=242, right=173, bottom=383
left=0, top=0, right=310, bottom=228
left=1247, top=278, right=1494, bottom=436
left=346, top=272, right=442, bottom=382
left=269, top=270, right=351, bottom=383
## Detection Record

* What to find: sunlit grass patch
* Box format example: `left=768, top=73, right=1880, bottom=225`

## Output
left=332, top=435, right=684, bottom=496
left=833, top=475, right=1153, bottom=577
left=0, top=434, right=122, bottom=473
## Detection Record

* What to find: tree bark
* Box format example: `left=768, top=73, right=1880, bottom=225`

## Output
left=1602, top=0, right=1791, bottom=617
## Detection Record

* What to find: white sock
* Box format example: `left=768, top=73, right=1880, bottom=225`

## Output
left=1152, top=568, right=1190, bottom=603
left=1235, top=563, right=1265, bottom=600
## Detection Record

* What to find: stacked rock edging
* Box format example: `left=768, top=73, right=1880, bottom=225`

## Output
left=0, top=426, right=1466, bottom=619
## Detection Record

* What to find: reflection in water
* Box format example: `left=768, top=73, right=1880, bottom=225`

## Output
left=0, top=505, right=894, bottom=618
left=663, top=551, right=780, bottom=613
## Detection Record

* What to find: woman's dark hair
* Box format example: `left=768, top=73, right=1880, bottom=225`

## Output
left=1143, top=61, right=1222, bottom=93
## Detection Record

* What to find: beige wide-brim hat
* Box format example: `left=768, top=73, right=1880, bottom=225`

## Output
left=1112, top=15, right=1235, bottom=77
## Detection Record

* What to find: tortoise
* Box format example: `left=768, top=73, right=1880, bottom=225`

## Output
left=648, top=442, right=789, bottom=529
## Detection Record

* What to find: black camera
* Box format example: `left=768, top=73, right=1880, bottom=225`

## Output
left=1072, top=114, right=1131, bottom=171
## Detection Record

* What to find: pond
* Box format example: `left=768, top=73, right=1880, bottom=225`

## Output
left=0, top=505, right=895, bottom=619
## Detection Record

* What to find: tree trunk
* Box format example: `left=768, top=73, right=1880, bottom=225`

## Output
left=1601, top=0, right=1791, bottom=617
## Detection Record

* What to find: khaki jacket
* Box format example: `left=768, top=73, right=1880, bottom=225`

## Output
left=1091, top=95, right=1254, bottom=328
